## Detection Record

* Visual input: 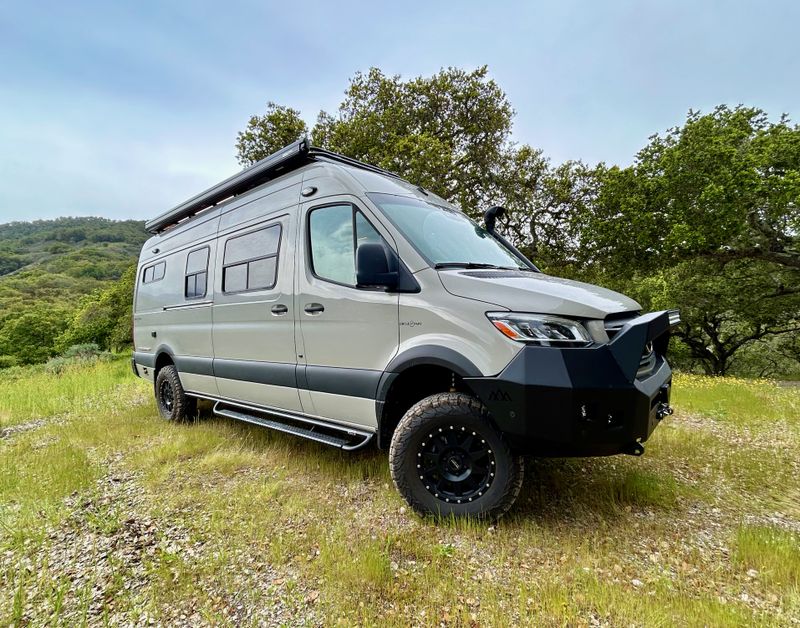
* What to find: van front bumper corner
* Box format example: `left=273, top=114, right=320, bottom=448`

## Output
left=464, top=311, right=674, bottom=457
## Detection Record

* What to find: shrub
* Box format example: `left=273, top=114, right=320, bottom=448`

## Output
left=44, top=345, right=113, bottom=375
left=0, top=355, right=18, bottom=369
left=62, top=343, right=103, bottom=359
left=44, top=356, right=71, bottom=375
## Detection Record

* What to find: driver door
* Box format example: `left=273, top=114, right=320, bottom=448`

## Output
left=295, top=198, right=399, bottom=428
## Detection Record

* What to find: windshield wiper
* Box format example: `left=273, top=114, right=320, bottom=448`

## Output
left=434, top=262, right=529, bottom=271
left=434, top=262, right=503, bottom=270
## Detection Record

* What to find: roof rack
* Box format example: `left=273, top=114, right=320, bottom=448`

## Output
left=145, top=140, right=401, bottom=234
left=307, top=147, right=401, bottom=180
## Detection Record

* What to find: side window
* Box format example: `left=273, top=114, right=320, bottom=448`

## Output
left=309, top=204, right=384, bottom=286
left=185, top=247, right=209, bottom=299
left=142, top=261, right=166, bottom=284
left=223, top=224, right=281, bottom=293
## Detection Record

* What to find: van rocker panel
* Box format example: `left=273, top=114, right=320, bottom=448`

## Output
left=464, top=311, right=673, bottom=457
left=132, top=351, right=381, bottom=400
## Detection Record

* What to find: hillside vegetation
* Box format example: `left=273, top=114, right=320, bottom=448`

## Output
left=0, top=217, right=146, bottom=366
left=1, top=358, right=798, bottom=625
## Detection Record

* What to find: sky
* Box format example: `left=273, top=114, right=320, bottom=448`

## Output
left=1, top=0, right=798, bottom=223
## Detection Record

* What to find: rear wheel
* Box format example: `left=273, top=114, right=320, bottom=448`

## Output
left=389, top=392, right=523, bottom=519
left=154, top=365, right=196, bottom=422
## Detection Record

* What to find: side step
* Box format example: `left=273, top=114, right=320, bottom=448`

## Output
left=212, top=401, right=374, bottom=451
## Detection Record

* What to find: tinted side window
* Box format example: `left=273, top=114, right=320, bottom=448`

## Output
left=309, top=205, right=384, bottom=286
left=142, top=261, right=166, bottom=284
left=223, top=224, right=281, bottom=293
left=309, top=205, right=355, bottom=285
left=185, top=247, right=209, bottom=299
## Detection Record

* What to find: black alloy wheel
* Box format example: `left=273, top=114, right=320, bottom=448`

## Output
left=154, top=364, right=196, bottom=422
left=417, top=425, right=496, bottom=504
left=389, top=392, right=524, bottom=519
left=159, top=378, right=175, bottom=413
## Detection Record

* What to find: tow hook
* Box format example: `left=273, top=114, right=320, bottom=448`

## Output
left=622, top=441, right=645, bottom=456
left=656, top=403, right=674, bottom=421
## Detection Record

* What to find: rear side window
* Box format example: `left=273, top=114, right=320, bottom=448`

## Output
left=309, top=204, right=382, bottom=286
left=142, top=261, right=166, bottom=284
left=223, top=224, right=281, bottom=293
left=185, top=247, right=209, bottom=299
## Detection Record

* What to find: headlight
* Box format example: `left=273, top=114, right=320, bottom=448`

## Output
left=486, top=312, right=593, bottom=347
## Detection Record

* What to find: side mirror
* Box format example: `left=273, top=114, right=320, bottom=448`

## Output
left=484, top=206, right=506, bottom=233
left=357, top=243, right=398, bottom=289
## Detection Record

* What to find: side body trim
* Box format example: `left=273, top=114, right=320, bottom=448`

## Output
left=133, top=351, right=382, bottom=400
left=304, top=365, right=382, bottom=399
left=214, top=358, right=296, bottom=388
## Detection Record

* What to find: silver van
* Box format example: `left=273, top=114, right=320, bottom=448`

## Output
left=133, top=140, right=678, bottom=518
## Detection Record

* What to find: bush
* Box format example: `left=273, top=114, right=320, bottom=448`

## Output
left=45, top=345, right=113, bottom=375
left=0, top=355, right=18, bottom=369
left=0, top=305, right=71, bottom=365
left=44, top=356, right=72, bottom=375
left=62, top=343, right=103, bottom=359
left=0, top=364, right=31, bottom=381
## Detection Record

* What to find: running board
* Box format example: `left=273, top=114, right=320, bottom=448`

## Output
left=212, top=401, right=374, bottom=451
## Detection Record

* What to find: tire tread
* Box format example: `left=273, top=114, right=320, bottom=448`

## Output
left=155, top=365, right=196, bottom=422
left=389, top=392, right=523, bottom=519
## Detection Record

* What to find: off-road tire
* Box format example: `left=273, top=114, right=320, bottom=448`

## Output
left=389, top=392, right=524, bottom=519
left=154, top=365, right=196, bottom=422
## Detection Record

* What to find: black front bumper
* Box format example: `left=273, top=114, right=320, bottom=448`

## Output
left=464, top=311, right=673, bottom=457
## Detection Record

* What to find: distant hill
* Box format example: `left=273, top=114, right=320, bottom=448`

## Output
left=0, top=217, right=147, bottom=365
left=0, top=217, right=147, bottom=310
left=0, top=216, right=146, bottom=275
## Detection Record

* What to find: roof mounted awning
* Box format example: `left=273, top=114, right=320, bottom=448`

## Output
left=145, top=139, right=404, bottom=235
left=145, top=139, right=311, bottom=234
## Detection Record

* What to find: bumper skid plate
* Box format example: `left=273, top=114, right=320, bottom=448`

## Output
left=465, top=311, right=674, bottom=457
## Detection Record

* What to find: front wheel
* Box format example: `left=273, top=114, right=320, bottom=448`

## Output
left=389, top=392, right=524, bottom=519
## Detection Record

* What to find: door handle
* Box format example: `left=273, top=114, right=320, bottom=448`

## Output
left=271, top=304, right=288, bottom=315
left=304, top=303, right=325, bottom=314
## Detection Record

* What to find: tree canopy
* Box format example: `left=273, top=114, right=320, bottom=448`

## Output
left=582, top=106, right=800, bottom=274
left=236, top=102, right=308, bottom=166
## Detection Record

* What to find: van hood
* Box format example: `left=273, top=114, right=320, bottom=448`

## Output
left=438, top=270, right=640, bottom=319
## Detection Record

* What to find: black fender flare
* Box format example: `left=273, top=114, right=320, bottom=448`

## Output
left=375, top=345, right=482, bottom=446
left=133, top=345, right=175, bottom=371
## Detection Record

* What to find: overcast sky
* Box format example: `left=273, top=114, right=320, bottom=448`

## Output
left=1, top=0, right=798, bottom=223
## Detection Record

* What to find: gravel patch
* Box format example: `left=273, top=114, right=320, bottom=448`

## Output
left=1, top=458, right=320, bottom=627
left=0, top=419, right=46, bottom=440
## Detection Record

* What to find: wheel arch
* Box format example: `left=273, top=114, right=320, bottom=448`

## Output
left=376, top=346, right=482, bottom=449
left=153, top=345, right=176, bottom=376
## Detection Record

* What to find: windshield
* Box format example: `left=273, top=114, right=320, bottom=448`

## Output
left=367, top=193, right=530, bottom=270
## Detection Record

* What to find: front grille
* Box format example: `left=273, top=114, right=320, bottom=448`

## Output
left=603, top=312, right=638, bottom=341
left=637, top=343, right=657, bottom=378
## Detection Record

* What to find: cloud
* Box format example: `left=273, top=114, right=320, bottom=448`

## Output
left=1, top=0, right=799, bottom=222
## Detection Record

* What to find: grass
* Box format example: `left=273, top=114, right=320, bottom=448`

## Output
left=733, top=525, right=800, bottom=588
left=672, top=372, right=800, bottom=428
left=0, top=357, right=142, bottom=429
left=1, top=356, right=798, bottom=625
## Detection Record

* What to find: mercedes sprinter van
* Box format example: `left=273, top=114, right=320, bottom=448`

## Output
left=133, top=139, right=678, bottom=518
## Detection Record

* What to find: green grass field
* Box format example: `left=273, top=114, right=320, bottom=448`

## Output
left=1, top=358, right=799, bottom=626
